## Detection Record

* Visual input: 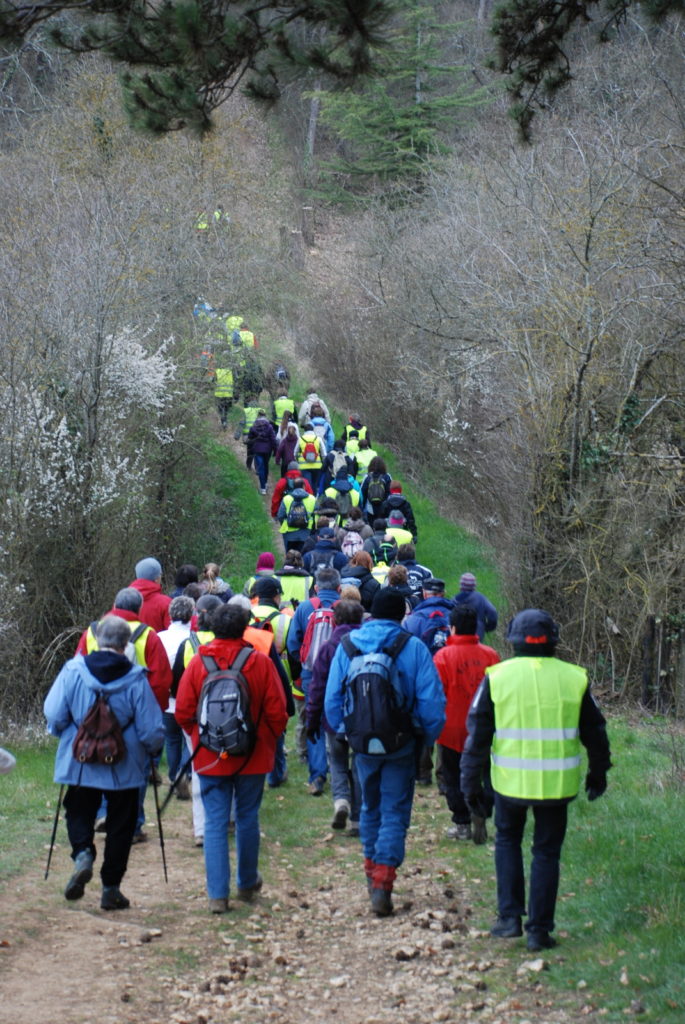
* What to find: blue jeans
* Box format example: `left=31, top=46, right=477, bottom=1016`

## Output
left=355, top=746, right=416, bottom=867
left=254, top=453, right=270, bottom=489
left=199, top=773, right=265, bottom=899
left=494, top=794, right=568, bottom=936
left=301, top=672, right=328, bottom=784
left=163, top=711, right=189, bottom=782
left=326, top=733, right=361, bottom=821
left=267, top=732, right=287, bottom=787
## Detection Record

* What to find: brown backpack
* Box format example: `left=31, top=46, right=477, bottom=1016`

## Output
left=72, top=693, right=127, bottom=765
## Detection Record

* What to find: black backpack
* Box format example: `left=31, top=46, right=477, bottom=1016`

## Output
left=197, top=648, right=256, bottom=757
left=367, top=474, right=388, bottom=505
left=286, top=497, right=309, bottom=529
left=341, top=631, right=414, bottom=755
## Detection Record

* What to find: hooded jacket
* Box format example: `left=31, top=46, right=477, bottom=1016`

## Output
left=248, top=415, right=278, bottom=456
left=128, top=577, right=171, bottom=632
left=433, top=634, right=500, bottom=751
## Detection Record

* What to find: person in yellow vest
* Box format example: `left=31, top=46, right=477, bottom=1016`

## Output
left=460, top=609, right=612, bottom=953
left=296, top=429, right=324, bottom=490
left=235, top=403, right=262, bottom=470
left=274, top=549, right=314, bottom=610
left=213, top=364, right=234, bottom=429
left=277, top=480, right=317, bottom=554
left=239, top=321, right=258, bottom=350
left=355, top=438, right=378, bottom=480
left=342, top=414, right=370, bottom=447
left=273, top=387, right=296, bottom=425
left=385, top=511, right=414, bottom=548
left=249, top=577, right=294, bottom=788
left=324, top=469, right=361, bottom=526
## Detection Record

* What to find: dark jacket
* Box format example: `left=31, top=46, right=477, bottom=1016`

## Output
left=303, top=540, right=348, bottom=575
left=380, top=494, right=417, bottom=540
left=452, top=589, right=498, bottom=639
left=248, top=415, right=278, bottom=455
left=339, top=564, right=381, bottom=611
left=404, top=596, right=456, bottom=648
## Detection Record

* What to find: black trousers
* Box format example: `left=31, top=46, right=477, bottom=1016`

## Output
left=63, top=785, right=138, bottom=887
left=438, top=745, right=470, bottom=824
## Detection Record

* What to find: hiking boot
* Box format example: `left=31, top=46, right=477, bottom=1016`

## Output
left=131, top=830, right=148, bottom=845
left=490, top=916, right=523, bottom=939
left=447, top=823, right=472, bottom=840
left=347, top=821, right=360, bottom=838
left=416, top=776, right=432, bottom=787
left=94, top=817, right=107, bottom=834
left=370, top=888, right=394, bottom=917
left=101, top=886, right=130, bottom=911
left=175, top=775, right=191, bottom=801
left=209, top=897, right=229, bottom=914
left=236, top=873, right=263, bottom=902
left=64, top=850, right=94, bottom=901
left=526, top=930, right=557, bottom=952
left=471, top=815, right=488, bottom=845
left=308, top=776, right=325, bottom=796
left=331, top=799, right=350, bottom=830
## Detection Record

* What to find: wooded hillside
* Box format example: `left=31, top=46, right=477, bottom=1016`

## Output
left=1, top=1, right=683, bottom=715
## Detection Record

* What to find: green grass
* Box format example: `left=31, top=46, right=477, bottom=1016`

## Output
left=0, top=735, right=58, bottom=883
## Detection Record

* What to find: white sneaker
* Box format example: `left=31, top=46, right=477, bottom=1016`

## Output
left=331, top=799, right=350, bottom=830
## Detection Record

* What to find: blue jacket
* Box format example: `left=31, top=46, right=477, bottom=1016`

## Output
left=325, top=618, right=446, bottom=748
left=303, top=541, right=348, bottom=575
left=404, top=596, right=455, bottom=645
left=310, top=416, right=335, bottom=453
left=44, top=653, right=164, bottom=789
left=452, top=590, right=498, bottom=639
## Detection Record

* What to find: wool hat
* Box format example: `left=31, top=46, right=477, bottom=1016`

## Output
left=459, top=572, right=477, bottom=592
left=287, top=461, right=300, bottom=471
left=507, top=609, right=559, bottom=647
left=370, top=588, right=407, bottom=622
left=252, top=577, right=283, bottom=600
left=135, top=557, right=162, bottom=581
left=256, top=552, right=276, bottom=572
left=423, top=578, right=446, bottom=594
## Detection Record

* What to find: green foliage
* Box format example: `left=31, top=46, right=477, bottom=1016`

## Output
left=0, top=0, right=396, bottom=134
left=312, top=2, right=492, bottom=202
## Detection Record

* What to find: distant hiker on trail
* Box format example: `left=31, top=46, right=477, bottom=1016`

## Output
left=307, top=599, right=365, bottom=837
left=170, top=564, right=199, bottom=598
left=325, top=588, right=446, bottom=917
left=380, top=482, right=417, bottom=541
left=385, top=511, right=413, bottom=548
left=175, top=602, right=288, bottom=914
left=298, top=392, right=331, bottom=426
left=363, top=519, right=398, bottom=570
left=235, top=402, right=262, bottom=471
left=452, top=573, right=498, bottom=639
left=199, top=562, right=234, bottom=603
left=321, top=440, right=358, bottom=491
left=433, top=606, right=500, bottom=844
left=275, top=422, right=301, bottom=476
left=44, top=615, right=164, bottom=910
left=461, top=608, right=612, bottom=953
left=360, top=456, right=391, bottom=522
left=248, top=409, right=278, bottom=494
left=342, top=413, right=370, bottom=448
left=295, top=427, right=325, bottom=491
left=213, top=357, right=234, bottom=429
left=396, top=544, right=433, bottom=600
left=336, top=506, right=372, bottom=558
left=277, top=477, right=317, bottom=554
left=339, top=550, right=380, bottom=612
left=324, top=467, right=361, bottom=525
left=249, top=576, right=294, bottom=790
left=286, top=566, right=343, bottom=796
left=303, top=526, right=348, bottom=576
left=307, top=405, right=335, bottom=462
left=129, top=557, right=172, bottom=632
left=271, top=461, right=314, bottom=518
left=274, top=549, right=314, bottom=610
left=354, top=439, right=379, bottom=482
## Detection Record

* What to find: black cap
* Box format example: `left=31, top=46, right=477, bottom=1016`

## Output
left=506, top=609, right=559, bottom=646
left=251, top=577, right=283, bottom=600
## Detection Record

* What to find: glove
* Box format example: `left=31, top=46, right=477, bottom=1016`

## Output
left=585, top=769, right=607, bottom=802
left=465, top=789, right=493, bottom=820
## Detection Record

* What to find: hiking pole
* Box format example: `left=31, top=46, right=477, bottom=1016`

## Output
left=44, top=784, right=64, bottom=881
left=159, top=741, right=201, bottom=815
left=151, top=768, right=168, bottom=884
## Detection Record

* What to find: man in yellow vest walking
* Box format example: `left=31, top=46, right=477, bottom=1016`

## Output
left=461, top=609, right=612, bottom=952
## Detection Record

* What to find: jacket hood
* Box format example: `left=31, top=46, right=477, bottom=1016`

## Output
left=346, top=617, right=405, bottom=652
left=131, top=578, right=162, bottom=599
left=333, top=479, right=352, bottom=494
left=75, top=653, right=146, bottom=694
left=414, top=596, right=454, bottom=615
left=330, top=623, right=361, bottom=643
left=290, top=487, right=309, bottom=499
left=341, top=565, right=369, bottom=582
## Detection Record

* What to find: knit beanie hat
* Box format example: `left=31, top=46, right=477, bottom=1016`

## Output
left=256, top=552, right=276, bottom=572
left=135, top=557, right=162, bottom=581
left=287, top=461, right=300, bottom=471
left=370, top=589, right=407, bottom=622
left=460, top=572, right=477, bottom=592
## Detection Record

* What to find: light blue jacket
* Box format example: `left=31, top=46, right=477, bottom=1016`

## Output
left=44, top=655, right=164, bottom=788
left=310, top=416, right=335, bottom=454
left=325, top=618, right=446, bottom=749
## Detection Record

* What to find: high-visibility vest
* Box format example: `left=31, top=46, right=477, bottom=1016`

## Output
left=86, top=619, right=150, bottom=667
left=370, top=564, right=389, bottom=585
left=280, top=492, right=316, bottom=533
left=195, top=212, right=209, bottom=230
left=386, top=525, right=413, bottom=547
left=243, top=406, right=261, bottom=436
left=214, top=367, right=234, bottom=399
left=239, top=329, right=256, bottom=349
left=243, top=626, right=273, bottom=656
left=488, top=657, right=587, bottom=800
left=225, top=315, right=243, bottom=332
left=251, top=604, right=291, bottom=656
left=297, top=432, right=323, bottom=470
left=324, top=485, right=360, bottom=524
left=182, top=630, right=216, bottom=669
left=275, top=572, right=313, bottom=608
left=356, top=448, right=377, bottom=478
left=274, top=396, right=295, bottom=421
left=343, top=424, right=367, bottom=444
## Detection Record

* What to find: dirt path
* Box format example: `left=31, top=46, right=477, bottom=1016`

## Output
left=0, top=778, right=585, bottom=1024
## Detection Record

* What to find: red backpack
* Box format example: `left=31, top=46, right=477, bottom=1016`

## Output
left=299, top=598, right=336, bottom=670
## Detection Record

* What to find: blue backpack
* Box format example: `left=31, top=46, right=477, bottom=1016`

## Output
left=340, top=632, right=413, bottom=755
left=419, top=610, right=450, bottom=654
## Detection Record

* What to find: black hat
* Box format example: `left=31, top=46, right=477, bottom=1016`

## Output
left=423, top=578, right=445, bottom=594
left=251, top=577, right=283, bottom=600
left=506, top=609, right=559, bottom=647
left=370, top=589, right=407, bottom=622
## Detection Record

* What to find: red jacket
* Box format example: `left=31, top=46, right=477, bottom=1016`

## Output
left=433, top=635, right=500, bottom=751
left=270, top=471, right=314, bottom=518
left=174, top=637, right=287, bottom=775
left=128, top=578, right=172, bottom=632
left=75, top=607, right=172, bottom=711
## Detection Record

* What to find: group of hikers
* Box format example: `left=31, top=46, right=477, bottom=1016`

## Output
left=40, top=378, right=612, bottom=955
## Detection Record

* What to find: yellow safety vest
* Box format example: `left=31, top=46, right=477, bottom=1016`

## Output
left=356, top=448, right=377, bottom=478
left=343, top=424, right=367, bottom=443
left=297, top=432, right=323, bottom=470
left=86, top=620, right=149, bottom=667
left=239, top=329, right=256, bottom=349
left=488, top=657, right=587, bottom=800
left=251, top=604, right=291, bottom=657
left=274, top=396, right=295, bottom=421
left=280, top=492, right=316, bottom=533
left=214, top=368, right=234, bottom=398
left=225, top=315, right=244, bottom=331
left=182, top=630, right=216, bottom=669
left=195, top=212, right=209, bottom=230
left=324, top=485, right=360, bottom=524
left=386, top=525, right=413, bottom=547
left=371, top=564, right=389, bottom=585
left=243, top=406, right=261, bottom=436
left=275, top=572, right=313, bottom=608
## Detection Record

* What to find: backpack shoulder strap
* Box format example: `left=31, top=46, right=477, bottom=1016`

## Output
left=189, top=630, right=201, bottom=653
left=231, top=645, right=254, bottom=673
left=255, top=610, right=279, bottom=629
left=341, top=634, right=361, bottom=659
left=130, top=623, right=148, bottom=644
left=384, top=630, right=411, bottom=660
left=201, top=654, right=218, bottom=674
